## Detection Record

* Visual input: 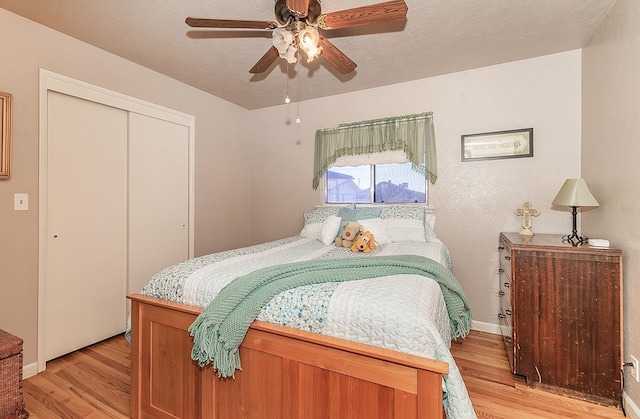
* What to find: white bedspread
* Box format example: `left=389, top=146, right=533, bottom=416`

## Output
left=324, top=275, right=474, bottom=418
left=140, top=236, right=476, bottom=418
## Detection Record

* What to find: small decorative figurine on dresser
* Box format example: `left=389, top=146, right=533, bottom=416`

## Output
left=515, top=201, right=541, bottom=236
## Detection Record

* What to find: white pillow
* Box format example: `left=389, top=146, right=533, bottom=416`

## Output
left=300, top=208, right=340, bottom=240
left=424, top=213, right=436, bottom=230
left=424, top=221, right=437, bottom=241
left=319, top=215, right=342, bottom=245
left=300, top=222, right=323, bottom=240
left=383, top=218, right=428, bottom=243
left=357, top=218, right=392, bottom=245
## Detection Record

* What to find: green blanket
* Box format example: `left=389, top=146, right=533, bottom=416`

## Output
left=188, top=255, right=472, bottom=378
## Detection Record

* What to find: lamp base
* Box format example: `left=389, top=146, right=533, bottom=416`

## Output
left=561, top=206, right=588, bottom=246
left=562, top=232, right=589, bottom=246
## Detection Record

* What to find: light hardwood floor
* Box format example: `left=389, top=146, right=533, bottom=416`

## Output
left=22, top=331, right=626, bottom=418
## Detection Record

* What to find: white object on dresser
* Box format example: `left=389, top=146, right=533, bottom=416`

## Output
left=588, top=238, right=610, bottom=247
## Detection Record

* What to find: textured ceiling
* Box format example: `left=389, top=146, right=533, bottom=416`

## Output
left=0, top=0, right=617, bottom=109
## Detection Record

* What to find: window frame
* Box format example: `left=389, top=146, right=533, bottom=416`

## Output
left=324, top=163, right=429, bottom=205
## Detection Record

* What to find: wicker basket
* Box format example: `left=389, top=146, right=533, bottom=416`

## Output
left=0, top=330, right=29, bottom=419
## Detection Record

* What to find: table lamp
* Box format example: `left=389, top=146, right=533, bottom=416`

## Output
left=552, top=178, right=600, bottom=245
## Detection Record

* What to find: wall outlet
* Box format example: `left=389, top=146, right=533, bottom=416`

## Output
left=632, top=355, right=640, bottom=382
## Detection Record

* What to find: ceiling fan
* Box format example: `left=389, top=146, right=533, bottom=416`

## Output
left=185, top=0, right=408, bottom=75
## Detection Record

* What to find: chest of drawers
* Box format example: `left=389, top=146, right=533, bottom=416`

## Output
left=498, top=232, right=622, bottom=405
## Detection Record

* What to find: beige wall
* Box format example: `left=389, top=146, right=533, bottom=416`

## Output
left=250, top=50, right=583, bottom=331
left=0, top=9, right=252, bottom=367
left=5, top=7, right=634, bottom=409
left=582, top=0, right=640, bottom=410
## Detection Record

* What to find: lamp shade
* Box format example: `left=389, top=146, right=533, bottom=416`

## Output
left=552, top=179, right=600, bottom=207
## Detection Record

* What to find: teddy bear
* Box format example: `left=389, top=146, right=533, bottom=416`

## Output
left=351, top=231, right=377, bottom=253
left=335, top=221, right=362, bottom=248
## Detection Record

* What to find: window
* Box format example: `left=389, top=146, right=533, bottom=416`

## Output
left=327, top=162, right=427, bottom=204
left=313, top=112, right=437, bottom=194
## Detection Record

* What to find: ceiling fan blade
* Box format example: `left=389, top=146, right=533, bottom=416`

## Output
left=318, top=0, right=408, bottom=30
left=318, top=37, right=357, bottom=74
left=186, top=17, right=278, bottom=30
left=250, top=46, right=280, bottom=74
left=286, top=0, right=310, bottom=17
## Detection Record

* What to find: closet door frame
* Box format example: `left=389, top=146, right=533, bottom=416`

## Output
left=37, top=69, right=195, bottom=372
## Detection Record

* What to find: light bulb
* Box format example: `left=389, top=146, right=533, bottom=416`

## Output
left=298, top=26, right=321, bottom=63
left=304, top=46, right=320, bottom=63
left=284, top=95, right=291, bottom=104
left=296, top=117, right=301, bottom=124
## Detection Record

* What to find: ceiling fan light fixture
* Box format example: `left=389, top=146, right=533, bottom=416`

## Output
left=187, top=0, right=409, bottom=74
left=298, top=26, right=322, bottom=62
left=272, top=28, right=298, bottom=64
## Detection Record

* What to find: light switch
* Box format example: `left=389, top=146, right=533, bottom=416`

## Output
left=14, top=193, right=28, bottom=211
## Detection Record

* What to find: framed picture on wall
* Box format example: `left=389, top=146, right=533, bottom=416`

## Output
left=1, top=91, right=12, bottom=179
left=461, top=128, right=533, bottom=162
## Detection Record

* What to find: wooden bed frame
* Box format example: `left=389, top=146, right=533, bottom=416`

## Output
left=128, top=293, right=449, bottom=419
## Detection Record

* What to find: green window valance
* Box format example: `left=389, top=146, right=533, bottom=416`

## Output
left=312, top=112, right=437, bottom=190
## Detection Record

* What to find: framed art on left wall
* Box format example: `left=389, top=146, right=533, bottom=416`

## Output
left=0, top=91, right=12, bottom=179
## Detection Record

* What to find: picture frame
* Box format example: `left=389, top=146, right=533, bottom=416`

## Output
left=1, top=91, right=12, bottom=179
left=461, top=128, right=533, bottom=162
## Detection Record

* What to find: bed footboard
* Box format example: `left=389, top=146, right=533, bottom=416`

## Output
left=128, top=294, right=448, bottom=419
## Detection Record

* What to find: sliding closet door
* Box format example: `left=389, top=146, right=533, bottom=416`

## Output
left=45, top=91, right=128, bottom=361
left=128, top=112, right=190, bottom=295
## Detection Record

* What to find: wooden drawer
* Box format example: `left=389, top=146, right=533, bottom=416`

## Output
left=498, top=270, right=511, bottom=313
left=499, top=232, right=623, bottom=406
left=498, top=242, right=512, bottom=279
left=497, top=247, right=514, bottom=372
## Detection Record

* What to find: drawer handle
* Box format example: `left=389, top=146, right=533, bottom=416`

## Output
left=498, top=313, right=505, bottom=319
left=504, top=336, right=512, bottom=343
left=498, top=290, right=505, bottom=297
left=498, top=268, right=505, bottom=274
left=504, top=255, right=511, bottom=261
left=505, top=309, right=512, bottom=316
left=504, top=282, right=510, bottom=288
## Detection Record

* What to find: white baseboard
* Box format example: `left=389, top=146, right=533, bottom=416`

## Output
left=624, top=392, right=640, bottom=419
left=23, top=362, right=39, bottom=379
left=471, top=320, right=501, bottom=335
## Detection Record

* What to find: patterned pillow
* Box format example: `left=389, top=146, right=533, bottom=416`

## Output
left=303, top=207, right=339, bottom=225
left=300, top=207, right=340, bottom=240
left=379, top=205, right=425, bottom=220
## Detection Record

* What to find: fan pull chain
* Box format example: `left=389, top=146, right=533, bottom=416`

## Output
left=284, top=64, right=291, bottom=104
left=295, top=85, right=301, bottom=144
left=295, top=75, right=301, bottom=124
